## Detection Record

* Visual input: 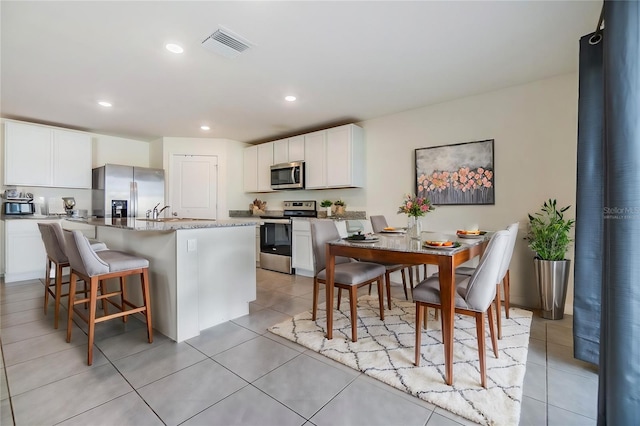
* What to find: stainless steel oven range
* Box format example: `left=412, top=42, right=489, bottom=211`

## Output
left=259, top=200, right=317, bottom=274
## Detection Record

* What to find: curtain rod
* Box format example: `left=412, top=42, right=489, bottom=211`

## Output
left=589, top=5, right=604, bottom=45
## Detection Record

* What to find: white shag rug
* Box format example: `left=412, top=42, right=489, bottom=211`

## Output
left=268, top=295, right=532, bottom=426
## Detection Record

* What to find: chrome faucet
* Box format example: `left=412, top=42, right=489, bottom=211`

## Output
left=152, top=204, right=170, bottom=219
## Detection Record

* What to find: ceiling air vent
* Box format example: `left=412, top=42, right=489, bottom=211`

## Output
left=201, top=27, right=253, bottom=59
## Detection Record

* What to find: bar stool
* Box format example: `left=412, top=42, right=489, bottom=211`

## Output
left=64, top=230, right=153, bottom=365
left=37, top=223, right=108, bottom=329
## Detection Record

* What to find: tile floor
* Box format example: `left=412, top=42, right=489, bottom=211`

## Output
left=1, top=268, right=598, bottom=425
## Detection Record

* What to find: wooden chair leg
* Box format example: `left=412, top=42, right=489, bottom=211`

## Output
left=43, top=259, right=51, bottom=315
left=349, top=286, right=358, bottom=342
left=53, top=263, right=63, bottom=329
left=312, top=278, right=319, bottom=321
left=495, top=285, right=503, bottom=340
left=475, top=312, right=487, bottom=388
left=400, top=268, right=409, bottom=301
left=141, top=269, right=153, bottom=343
left=487, top=304, right=498, bottom=358
left=504, top=270, right=511, bottom=319
left=408, top=266, right=414, bottom=288
left=422, top=264, right=427, bottom=277
left=377, top=278, right=385, bottom=320
left=385, top=271, right=392, bottom=310
left=337, top=288, right=342, bottom=310
left=87, top=277, right=98, bottom=366
left=120, top=276, right=128, bottom=323
left=66, top=272, right=77, bottom=343
left=415, top=303, right=423, bottom=366
left=433, top=308, right=439, bottom=321
left=100, top=280, right=108, bottom=315
left=368, top=283, right=372, bottom=295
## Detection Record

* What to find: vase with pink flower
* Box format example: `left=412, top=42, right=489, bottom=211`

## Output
left=397, top=194, right=435, bottom=240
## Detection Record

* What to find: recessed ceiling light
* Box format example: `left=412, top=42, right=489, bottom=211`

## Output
left=200, top=125, right=210, bottom=131
left=166, top=43, right=184, bottom=54
left=98, top=101, right=112, bottom=107
left=284, top=95, right=297, bottom=102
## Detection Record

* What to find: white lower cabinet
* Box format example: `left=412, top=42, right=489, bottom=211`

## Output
left=3, top=219, right=97, bottom=283
left=292, top=219, right=314, bottom=277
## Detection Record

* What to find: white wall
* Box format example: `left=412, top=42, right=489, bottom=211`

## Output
left=360, top=73, right=578, bottom=312
left=92, top=134, right=151, bottom=168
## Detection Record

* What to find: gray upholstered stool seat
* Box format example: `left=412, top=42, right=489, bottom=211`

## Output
left=65, top=230, right=153, bottom=365
left=37, top=222, right=108, bottom=329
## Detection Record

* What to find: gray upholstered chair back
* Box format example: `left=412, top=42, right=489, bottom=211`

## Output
left=310, top=219, right=351, bottom=275
left=38, top=222, right=68, bottom=264
left=369, top=215, right=388, bottom=234
left=463, top=230, right=510, bottom=311
left=64, top=230, right=109, bottom=277
left=496, top=222, right=519, bottom=281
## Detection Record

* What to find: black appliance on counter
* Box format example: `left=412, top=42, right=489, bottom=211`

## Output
left=259, top=200, right=317, bottom=274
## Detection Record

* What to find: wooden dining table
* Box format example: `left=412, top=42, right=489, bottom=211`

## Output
left=325, top=231, right=490, bottom=386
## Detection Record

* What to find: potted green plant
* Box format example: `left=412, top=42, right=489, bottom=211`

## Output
left=320, top=200, right=333, bottom=217
left=334, top=199, right=346, bottom=216
left=526, top=199, right=575, bottom=319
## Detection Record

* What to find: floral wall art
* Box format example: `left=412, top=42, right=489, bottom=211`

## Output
left=415, top=139, right=495, bottom=205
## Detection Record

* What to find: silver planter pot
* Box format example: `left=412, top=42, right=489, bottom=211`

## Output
left=533, top=258, right=571, bottom=320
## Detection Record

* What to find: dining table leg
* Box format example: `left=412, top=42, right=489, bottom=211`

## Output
left=438, top=257, right=456, bottom=386
left=325, top=244, right=335, bottom=340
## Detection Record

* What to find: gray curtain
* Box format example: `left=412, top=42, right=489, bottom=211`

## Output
left=598, top=1, right=640, bottom=424
left=574, top=31, right=604, bottom=366
left=576, top=1, right=640, bottom=423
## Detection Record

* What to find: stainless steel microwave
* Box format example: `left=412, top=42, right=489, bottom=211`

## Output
left=270, top=161, right=305, bottom=190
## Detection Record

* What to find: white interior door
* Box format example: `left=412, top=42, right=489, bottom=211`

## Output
left=170, top=154, right=218, bottom=219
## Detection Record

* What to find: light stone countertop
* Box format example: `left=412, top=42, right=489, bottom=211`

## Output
left=70, top=217, right=257, bottom=231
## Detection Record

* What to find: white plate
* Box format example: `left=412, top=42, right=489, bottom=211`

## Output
left=456, top=231, right=487, bottom=239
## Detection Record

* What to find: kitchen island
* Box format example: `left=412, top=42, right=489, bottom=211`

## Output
left=81, top=218, right=257, bottom=342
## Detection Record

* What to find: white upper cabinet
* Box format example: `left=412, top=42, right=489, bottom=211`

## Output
left=52, top=129, right=92, bottom=188
left=326, top=124, right=365, bottom=188
left=4, top=122, right=52, bottom=186
left=243, top=145, right=258, bottom=192
left=305, top=124, right=364, bottom=189
left=4, top=121, right=92, bottom=188
left=257, top=143, right=274, bottom=192
left=304, top=130, right=327, bottom=189
left=273, top=135, right=305, bottom=164
left=243, top=142, right=274, bottom=193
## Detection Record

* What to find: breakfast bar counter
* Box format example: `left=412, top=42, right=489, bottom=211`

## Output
left=81, top=218, right=258, bottom=342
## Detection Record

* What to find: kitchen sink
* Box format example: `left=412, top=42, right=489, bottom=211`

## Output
left=138, top=217, right=215, bottom=222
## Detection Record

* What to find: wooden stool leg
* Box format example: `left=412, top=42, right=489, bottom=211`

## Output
left=415, top=304, right=423, bottom=366
left=100, top=280, right=108, bottom=315
left=504, top=270, right=511, bottom=319
left=54, top=263, right=63, bottom=329
left=349, top=286, right=358, bottom=342
left=66, top=272, right=77, bottom=343
left=120, top=276, right=128, bottom=322
left=44, top=259, right=51, bottom=315
left=141, top=269, right=153, bottom=343
left=87, top=277, right=98, bottom=365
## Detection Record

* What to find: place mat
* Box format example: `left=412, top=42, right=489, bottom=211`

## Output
left=269, top=295, right=532, bottom=426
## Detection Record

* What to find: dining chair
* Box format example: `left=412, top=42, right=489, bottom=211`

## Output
left=310, top=219, right=386, bottom=342
left=413, top=229, right=510, bottom=388
left=455, top=222, right=519, bottom=339
left=64, top=230, right=153, bottom=365
left=37, top=222, right=108, bottom=329
left=369, top=215, right=413, bottom=306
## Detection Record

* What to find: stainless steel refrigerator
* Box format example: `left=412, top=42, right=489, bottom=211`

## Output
left=92, top=164, right=165, bottom=218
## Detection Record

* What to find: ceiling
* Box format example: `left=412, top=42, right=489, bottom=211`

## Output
left=1, top=1, right=602, bottom=144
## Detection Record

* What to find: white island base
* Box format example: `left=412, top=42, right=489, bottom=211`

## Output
left=94, top=221, right=256, bottom=342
